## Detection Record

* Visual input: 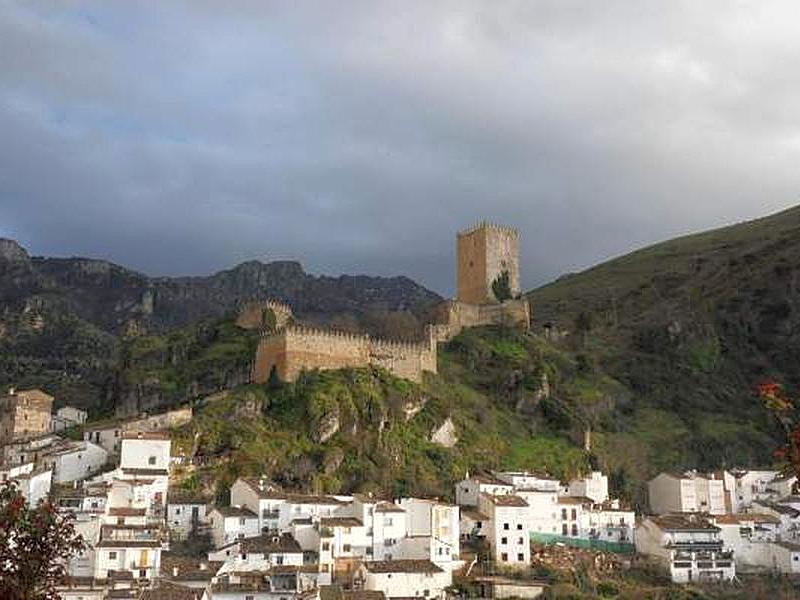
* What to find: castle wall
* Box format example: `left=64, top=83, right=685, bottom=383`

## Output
left=252, top=327, right=437, bottom=384
left=457, top=223, right=520, bottom=304
left=236, top=300, right=293, bottom=331
left=0, top=389, right=54, bottom=443
left=431, top=298, right=530, bottom=342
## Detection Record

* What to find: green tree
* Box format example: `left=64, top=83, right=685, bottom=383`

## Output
left=0, top=481, right=86, bottom=600
left=491, top=270, right=512, bottom=302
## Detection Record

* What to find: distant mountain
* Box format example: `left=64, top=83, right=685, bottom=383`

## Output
left=0, top=239, right=441, bottom=411
left=527, top=205, right=800, bottom=482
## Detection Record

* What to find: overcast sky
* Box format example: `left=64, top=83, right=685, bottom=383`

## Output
left=2, top=1, right=800, bottom=294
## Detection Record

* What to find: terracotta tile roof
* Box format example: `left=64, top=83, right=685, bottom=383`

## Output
left=139, top=584, right=204, bottom=600
left=121, top=467, right=169, bottom=477
left=344, top=592, right=387, bottom=600
left=374, top=502, right=405, bottom=513
left=557, top=496, right=594, bottom=505
left=481, top=493, right=528, bottom=507
left=461, top=508, right=490, bottom=521
left=321, top=517, right=363, bottom=528
left=240, top=533, right=303, bottom=554
left=649, top=514, right=719, bottom=532
left=239, top=477, right=287, bottom=500
left=211, top=505, right=257, bottom=518
left=122, top=431, right=171, bottom=441
left=96, top=539, right=162, bottom=548
left=714, top=513, right=780, bottom=525
left=287, top=494, right=349, bottom=505
left=108, top=507, right=146, bottom=517
left=167, top=487, right=212, bottom=505
left=160, top=554, right=222, bottom=581
left=362, top=559, right=443, bottom=574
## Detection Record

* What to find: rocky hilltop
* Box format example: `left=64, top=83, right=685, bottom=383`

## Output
left=0, top=239, right=441, bottom=412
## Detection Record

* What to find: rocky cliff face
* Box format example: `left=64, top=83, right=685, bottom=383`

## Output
left=0, top=239, right=442, bottom=412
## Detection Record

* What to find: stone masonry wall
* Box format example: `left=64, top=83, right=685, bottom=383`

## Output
left=253, top=326, right=437, bottom=383
left=457, top=222, right=520, bottom=304
left=431, top=298, right=530, bottom=342
left=236, top=299, right=294, bottom=331
left=0, top=389, right=54, bottom=443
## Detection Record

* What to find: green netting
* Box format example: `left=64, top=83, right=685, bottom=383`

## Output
left=530, top=532, right=635, bottom=554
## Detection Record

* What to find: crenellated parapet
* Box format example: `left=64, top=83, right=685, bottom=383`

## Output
left=252, top=322, right=437, bottom=384
left=457, top=220, right=519, bottom=238
left=236, top=298, right=294, bottom=331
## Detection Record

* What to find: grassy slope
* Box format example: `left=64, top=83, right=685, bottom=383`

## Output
left=169, top=326, right=594, bottom=503
left=528, top=206, right=800, bottom=493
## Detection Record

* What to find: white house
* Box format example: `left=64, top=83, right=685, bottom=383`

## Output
left=209, top=568, right=318, bottom=600
left=52, top=406, right=88, bottom=432
left=210, top=532, right=304, bottom=572
left=769, top=541, right=800, bottom=574
left=4, top=465, right=52, bottom=505
left=398, top=498, right=460, bottom=566
left=42, top=440, right=108, bottom=484
left=648, top=472, right=728, bottom=515
left=455, top=474, right=514, bottom=507
left=477, top=493, right=530, bottom=567
left=568, top=472, right=609, bottom=504
left=118, top=432, right=171, bottom=509
left=494, top=471, right=561, bottom=492
left=209, top=506, right=260, bottom=548
left=351, top=495, right=408, bottom=561
left=713, top=513, right=781, bottom=572
left=732, top=470, right=781, bottom=511
left=356, top=560, right=451, bottom=600
left=166, top=487, right=211, bottom=540
left=230, top=477, right=287, bottom=533
left=635, top=514, right=735, bottom=583
left=93, top=522, right=164, bottom=581
left=279, top=494, right=349, bottom=531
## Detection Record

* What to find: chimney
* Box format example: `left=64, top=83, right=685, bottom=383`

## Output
left=173, top=566, right=179, bottom=577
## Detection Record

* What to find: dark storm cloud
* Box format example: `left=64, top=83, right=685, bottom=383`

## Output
left=2, top=1, right=800, bottom=293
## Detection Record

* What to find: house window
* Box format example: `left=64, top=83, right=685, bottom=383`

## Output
left=516, top=523, right=523, bottom=530
left=501, top=553, right=508, bottom=562
left=175, top=508, right=181, bottom=515
left=239, top=518, right=246, bottom=525
left=571, top=509, right=577, bottom=520
left=108, top=552, right=117, bottom=560
left=384, top=517, right=393, bottom=526
left=343, top=544, right=351, bottom=552
left=571, top=524, right=578, bottom=536
left=561, top=509, right=567, bottom=520
left=322, top=542, right=330, bottom=551
left=424, top=590, right=430, bottom=597
left=518, top=537, right=524, bottom=545
left=503, top=523, right=510, bottom=530
left=562, top=524, right=568, bottom=535
left=148, top=456, right=156, bottom=465
left=139, top=569, right=146, bottom=578
left=517, top=553, right=524, bottom=561
left=246, top=596, right=255, bottom=600
left=501, top=537, right=507, bottom=545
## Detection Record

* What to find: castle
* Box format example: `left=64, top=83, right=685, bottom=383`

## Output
left=250, top=222, right=530, bottom=384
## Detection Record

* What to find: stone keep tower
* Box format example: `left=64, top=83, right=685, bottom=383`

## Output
left=457, top=222, right=521, bottom=305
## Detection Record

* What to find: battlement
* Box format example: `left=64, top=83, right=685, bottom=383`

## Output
left=253, top=324, right=436, bottom=384
left=236, top=298, right=294, bottom=331
left=457, top=220, right=519, bottom=238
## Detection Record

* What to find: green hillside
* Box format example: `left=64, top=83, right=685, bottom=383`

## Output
left=528, top=206, right=800, bottom=488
